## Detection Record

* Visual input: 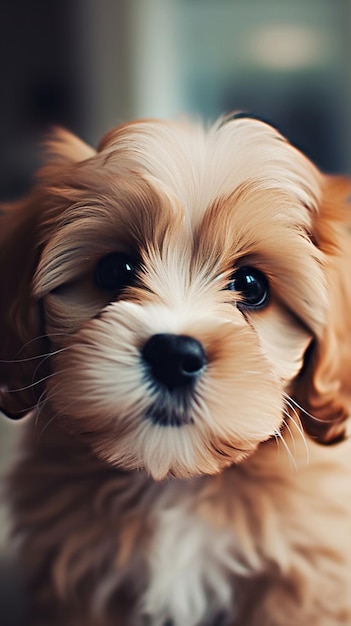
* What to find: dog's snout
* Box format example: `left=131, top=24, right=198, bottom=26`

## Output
left=142, top=333, right=207, bottom=391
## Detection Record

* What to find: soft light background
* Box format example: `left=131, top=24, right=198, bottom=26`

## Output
left=1, top=0, right=351, bottom=622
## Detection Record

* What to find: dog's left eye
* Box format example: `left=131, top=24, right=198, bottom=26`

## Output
left=227, top=266, right=269, bottom=308
left=94, top=252, right=137, bottom=293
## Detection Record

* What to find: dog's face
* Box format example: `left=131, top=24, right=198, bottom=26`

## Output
left=0, top=118, right=349, bottom=479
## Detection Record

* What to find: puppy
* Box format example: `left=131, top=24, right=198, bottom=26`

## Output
left=1, top=116, right=351, bottom=626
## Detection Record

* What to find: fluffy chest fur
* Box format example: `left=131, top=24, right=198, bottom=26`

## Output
left=8, top=425, right=351, bottom=626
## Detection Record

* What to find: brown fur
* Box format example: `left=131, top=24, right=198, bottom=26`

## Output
left=1, top=117, right=351, bottom=625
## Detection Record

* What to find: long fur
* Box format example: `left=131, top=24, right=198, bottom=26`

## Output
left=1, top=117, right=351, bottom=625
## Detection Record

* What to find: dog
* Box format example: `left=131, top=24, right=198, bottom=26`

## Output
left=1, top=115, right=351, bottom=626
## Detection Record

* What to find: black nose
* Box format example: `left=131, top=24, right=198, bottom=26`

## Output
left=142, top=333, right=207, bottom=391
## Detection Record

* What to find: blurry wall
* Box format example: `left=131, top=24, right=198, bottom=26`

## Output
left=0, top=0, right=132, bottom=199
left=130, top=0, right=351, bottom=173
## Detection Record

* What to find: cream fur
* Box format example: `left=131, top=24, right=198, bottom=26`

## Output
left=1, top=116, right=351, bottom=625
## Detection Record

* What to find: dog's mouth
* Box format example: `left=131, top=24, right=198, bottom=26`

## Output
left=145, top=400, right=195, bottom=428
left=143, top=378, right=197, bottom=427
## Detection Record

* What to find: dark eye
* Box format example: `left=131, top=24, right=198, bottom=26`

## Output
left=95, top=252, right=137, bottom=293
left=227, top=266, right=269, bottom=308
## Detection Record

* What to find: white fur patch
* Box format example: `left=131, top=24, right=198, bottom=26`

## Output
left=143, top=497, right=248, bottom=626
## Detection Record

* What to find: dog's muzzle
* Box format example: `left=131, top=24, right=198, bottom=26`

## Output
left=142, top=333, right=207, bottom=427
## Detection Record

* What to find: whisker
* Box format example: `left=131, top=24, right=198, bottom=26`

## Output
left=291, top=415, right=308, bottom=445
left=34, top=381, right=67, bottom=438
left=283, top=392, right=335, bottom=425
left=283, top=395, right=301, bottom=423
left=273, top=427, right=297, bottom=470
left=30, top=348, right=68, bottom=393
left=284, top=399, right=306, bottom=441
left=7, top=371, right=58, bottom=394
left=281, top=411, right=296, bottom=454
left=14, top=332, right=67, bottom=359
left=0, top=346, right=68, bottom=365
left=37, top=381, right=85, bottom=440
left=272, top=429, right=282, bottom=457
left=283, top=395, right=309, bottom=464
left=38, top=410, right=62, bottom=439
left=34, top=388, right=51, bottom=429
left=288, top=414, right=310, bottom=465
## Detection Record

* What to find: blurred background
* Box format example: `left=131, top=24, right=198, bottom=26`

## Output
left=1, top=0, right=351, bottom=622
left=1, top=0, right=351, bottom=204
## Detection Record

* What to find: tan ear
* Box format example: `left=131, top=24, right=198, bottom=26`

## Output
left=295, top=175, right=351, bottom=444
left=0, top=128, right=95, bottom=418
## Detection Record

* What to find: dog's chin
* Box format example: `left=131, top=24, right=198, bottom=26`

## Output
left=90, top=422, right=263, bottom=481
left=90, top=419, right=263, bottom=481
left=59, top=372, right=282, bottom=481
left=52, top=376, right=282, bottom=482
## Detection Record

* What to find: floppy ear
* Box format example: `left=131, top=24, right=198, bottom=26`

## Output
left=0, top=129, right=95, bottom=418
left=295, top=175, right=351, bottom=444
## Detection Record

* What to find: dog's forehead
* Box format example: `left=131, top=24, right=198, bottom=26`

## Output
left=99, top=118, right=322, bottom=225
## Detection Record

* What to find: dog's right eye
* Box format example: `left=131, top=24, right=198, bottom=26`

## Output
left=94, top=252, right=137, bottom=293
left=227, top=266, right=269, bottom=309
